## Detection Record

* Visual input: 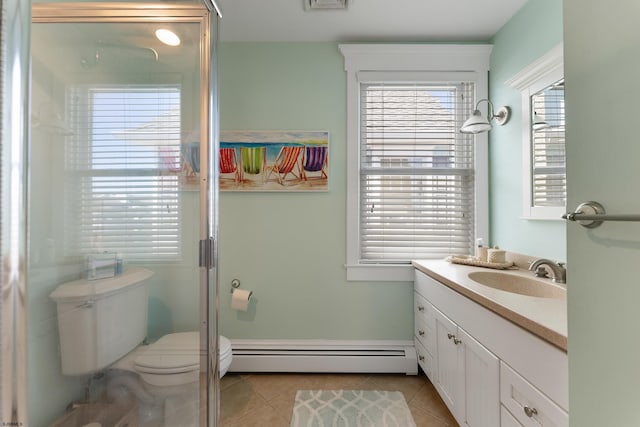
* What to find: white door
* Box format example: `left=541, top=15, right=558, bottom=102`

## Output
left=564, top=1, right=640, bottom=425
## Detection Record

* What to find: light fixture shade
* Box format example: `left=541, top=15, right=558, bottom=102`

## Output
left=460, top=110, right=492, bottom=134
left=532, top=112, right=549, bottom=131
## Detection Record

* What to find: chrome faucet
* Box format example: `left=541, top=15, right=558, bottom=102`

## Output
left=528, top=259, right=566, bottom=284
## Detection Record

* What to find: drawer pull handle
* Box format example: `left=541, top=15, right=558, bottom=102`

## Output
left=418, top=355, right=425, bottom=361
left=418, top=330, right=425, bottom=336
left=524, top=406, right=538, bottom=418
left=417, top=305, right=425, bottom=312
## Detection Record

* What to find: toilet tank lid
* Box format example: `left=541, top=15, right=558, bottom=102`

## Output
left=50, top=268, right=154, bottom=302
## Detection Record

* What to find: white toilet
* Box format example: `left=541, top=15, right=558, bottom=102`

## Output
left=50, top=268, right=232, bottom=424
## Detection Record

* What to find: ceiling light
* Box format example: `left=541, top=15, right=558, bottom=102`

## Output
left=305, top=0, right=348, bottom=10
left=460, top=99, right=510, bottom=134
left=155, top=29, right=181, bottom=47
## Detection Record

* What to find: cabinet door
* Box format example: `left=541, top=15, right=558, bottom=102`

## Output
left=501, top=406, right=524, bottom=427
left=459, top=328, right=500, bottom=427
left=433, top=307, right=465, bottom=422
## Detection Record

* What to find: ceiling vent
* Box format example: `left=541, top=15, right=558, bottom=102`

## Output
left=304, top=0, right=349, bottom=10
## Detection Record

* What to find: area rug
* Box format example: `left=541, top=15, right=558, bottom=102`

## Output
left=290, top=390, right=416, bottom=427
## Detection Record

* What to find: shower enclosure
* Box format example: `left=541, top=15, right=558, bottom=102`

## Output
left=1, top=1, right=221, bottom=426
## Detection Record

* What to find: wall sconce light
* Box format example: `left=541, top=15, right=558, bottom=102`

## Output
left=532, top=111, right=550, bottom=131
left=460, top=99, right=510, bottom=134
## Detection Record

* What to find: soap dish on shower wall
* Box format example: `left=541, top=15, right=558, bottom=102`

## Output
left=445, top=254, right=516, bottom=270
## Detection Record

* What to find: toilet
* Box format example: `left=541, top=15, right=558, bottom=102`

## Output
left=50, top=267, right=232, bottom=424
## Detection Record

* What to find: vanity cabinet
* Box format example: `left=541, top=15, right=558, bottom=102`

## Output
left=432, top=297, right=500, bottom=427
left=414, top=268, right=568, bottom=427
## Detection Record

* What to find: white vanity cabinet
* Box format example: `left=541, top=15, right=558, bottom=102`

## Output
left=414, top=267, right=568, bottom=427
left=431, top=295, right=500, bottom=427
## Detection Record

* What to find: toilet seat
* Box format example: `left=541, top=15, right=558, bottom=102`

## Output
left=124, top=332, right=232, bottom=386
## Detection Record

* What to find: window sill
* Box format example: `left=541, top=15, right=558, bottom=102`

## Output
left=345, top=264, right=414, bottom=282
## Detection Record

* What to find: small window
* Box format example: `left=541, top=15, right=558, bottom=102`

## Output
left=507, top=43, right=565, bottom=220
left=64, top=85, right=182, bottom=261
left=531, top=80, right=565, bottom=208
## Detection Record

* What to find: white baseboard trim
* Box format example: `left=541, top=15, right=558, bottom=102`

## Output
left=227, top=339, right=418, bottom=375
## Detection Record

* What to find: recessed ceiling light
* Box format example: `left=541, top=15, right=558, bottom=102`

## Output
left=305, top=0, right=348, bottom=10
left=155, top=29, right=181, bottom=47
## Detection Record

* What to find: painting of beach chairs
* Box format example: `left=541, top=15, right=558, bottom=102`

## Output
left=219, top=130, right=329, bottom=192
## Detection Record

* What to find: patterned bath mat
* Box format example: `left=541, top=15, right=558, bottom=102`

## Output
left=290, top=390, right=416, bottom=427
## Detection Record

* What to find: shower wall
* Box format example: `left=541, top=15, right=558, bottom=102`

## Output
left=29, top=19, right=206, bottom=426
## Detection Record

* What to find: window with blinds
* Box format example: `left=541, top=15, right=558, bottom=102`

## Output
left=359, top=82, right=475, bottom=262
left=64, top=85, right=182, bottom=261
left=530, top=79, right=565, bottom=207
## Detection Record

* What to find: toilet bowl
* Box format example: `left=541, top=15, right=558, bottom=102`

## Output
left=107, top=332, right=232, bottom=425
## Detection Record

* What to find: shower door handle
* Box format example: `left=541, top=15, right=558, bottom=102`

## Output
left=199, top=238, right=216, bottom=269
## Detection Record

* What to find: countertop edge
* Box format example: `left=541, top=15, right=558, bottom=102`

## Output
left=412, top=261, right=567, bottom=352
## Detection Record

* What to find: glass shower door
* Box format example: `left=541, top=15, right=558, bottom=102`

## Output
left=29, top=4, right=219, bottom=426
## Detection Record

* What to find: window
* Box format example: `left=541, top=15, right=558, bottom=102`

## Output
left=507, top=43, right=565, bottom=220
left=65, top=84, right=182, bottom=261
left=359, top=82, right=476, bottom=262
left=531, top=79, right=565, bottom=208
left=340, top=45, right=490, bottom=281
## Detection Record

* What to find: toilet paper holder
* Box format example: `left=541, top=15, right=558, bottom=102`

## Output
left=230, top=279, right=241, bottom=293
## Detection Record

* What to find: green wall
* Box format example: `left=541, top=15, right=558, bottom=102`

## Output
left=489, top=0, right=566, bottom=261
left=218, top=43, right=414, bottom=340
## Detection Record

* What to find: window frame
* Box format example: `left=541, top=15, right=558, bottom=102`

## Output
left=339, top=44, right=491, bottom=282
left=506, top=43, right=565, bottom=221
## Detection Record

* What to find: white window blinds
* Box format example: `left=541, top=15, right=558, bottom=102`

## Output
left=359, top=82, right=475, bottom=262
left=65, top=85, right=182, bottom=261
left=531, top=80, right=566, bottom=207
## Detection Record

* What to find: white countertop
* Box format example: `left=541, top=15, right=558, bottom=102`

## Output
left=412, top=259, right=568, bottom=351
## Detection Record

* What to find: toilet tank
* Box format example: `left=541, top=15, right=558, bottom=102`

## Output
left=50, top=268, right=154, bottom=375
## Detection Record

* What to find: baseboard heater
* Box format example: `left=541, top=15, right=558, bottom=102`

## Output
left=228, top=339, right=418, bottom=375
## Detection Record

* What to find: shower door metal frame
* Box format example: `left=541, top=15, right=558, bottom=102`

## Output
left=24, top=3, right=220, bottom=426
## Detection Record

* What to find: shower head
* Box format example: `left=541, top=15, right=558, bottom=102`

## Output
left=81, top=40, right=159, bottom=68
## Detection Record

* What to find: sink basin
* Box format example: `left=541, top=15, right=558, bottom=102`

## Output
left=467, top=271, right=566, bottom=299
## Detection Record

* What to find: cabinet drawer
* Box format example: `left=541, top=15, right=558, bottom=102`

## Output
left=501, top=405, right=523, bottom=427
left=415, top=339, right=434, bottom=380
left=500, top=362, right=568, bottom=427
left=414, top=292, right=433, bottom=319
left=414, top=315, right=435, bottom=351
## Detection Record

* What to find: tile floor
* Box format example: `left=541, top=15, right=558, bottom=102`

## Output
left=220, top=372, right=458, bottom=426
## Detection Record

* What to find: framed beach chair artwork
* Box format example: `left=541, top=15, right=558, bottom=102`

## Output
left=220, top=130, right=329, bottom=192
